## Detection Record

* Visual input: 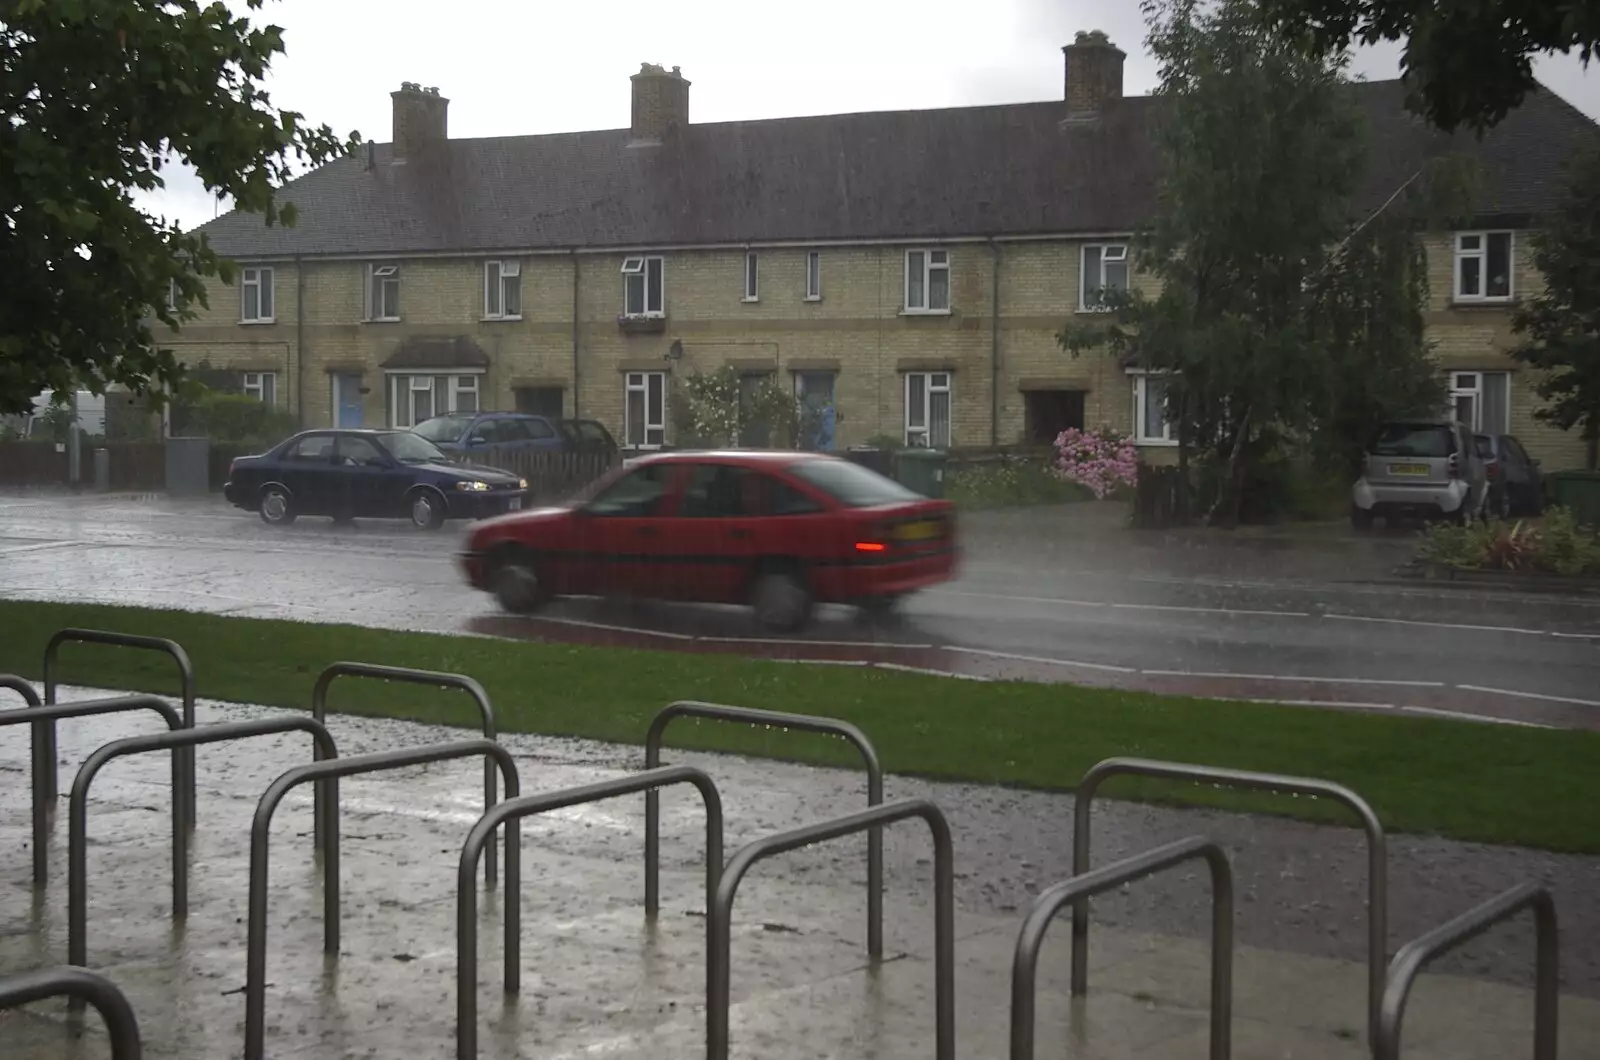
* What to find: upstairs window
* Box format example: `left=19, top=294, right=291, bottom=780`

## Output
left=1080, top=244, right=1129, bottom=309
left=366, top=264, right=401, bottom=321
left=904, top=250, right=950, bottom=313
left=743, top=252, right=759, bottom=302
left=484, top=260, right=522, bottom=319
left=805, top=250, right=822, bottom=301
left=241, top=266, right=275, bottom=323
left=1454, top=232, right=1513, bottom=301
left=621, top=255, right=665, bottom=316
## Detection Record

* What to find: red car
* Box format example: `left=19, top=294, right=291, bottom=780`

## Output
left=458, top=451, right=958, bottom=631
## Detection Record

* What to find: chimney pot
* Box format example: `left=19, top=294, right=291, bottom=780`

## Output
left=630, top=62, right=691, bottom=145
left=391, top=81, right=449, bottom=161
left=1062, top=30, right=1125, bottom=123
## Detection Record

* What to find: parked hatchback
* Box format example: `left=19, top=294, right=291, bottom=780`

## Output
left=413, top=412, right=566, bottom=454
left=1474, top=433, right=1545, bottom=519
left=1351, top=419, right=1486, bottom=530
left=457, top=450, right=959, bottom=631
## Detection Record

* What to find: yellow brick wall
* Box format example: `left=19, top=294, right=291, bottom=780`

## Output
left=160, top=228, right=1589, bottom=470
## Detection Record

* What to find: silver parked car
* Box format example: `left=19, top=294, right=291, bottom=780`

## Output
left=1351, top=419, right=1487, bottom=531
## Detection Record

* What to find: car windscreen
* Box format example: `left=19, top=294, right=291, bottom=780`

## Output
left=1474, top=435, right=1495, bottom=458
left=412, top=415, right=470, bottom=443
left=382, top=431, right=450, bottom=463
left=788, top=459, right=923, bottom=507
left=1371, top=424, right=1453, bottom=458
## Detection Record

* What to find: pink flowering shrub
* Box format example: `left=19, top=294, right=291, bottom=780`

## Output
left=1053, top=427, right=1139, bottom=499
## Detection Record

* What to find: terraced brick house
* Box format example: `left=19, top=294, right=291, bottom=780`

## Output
left=177, top=32, right=1599, bottom=468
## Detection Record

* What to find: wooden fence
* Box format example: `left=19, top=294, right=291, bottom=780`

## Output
left=462, top=446, right=619, bottom=504
left=0, top=442, right=69, bottom=487
left=0, top=441, right=165, bottom=491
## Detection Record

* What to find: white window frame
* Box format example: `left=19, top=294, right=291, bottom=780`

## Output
left=366, top=264, right=401, bottom=321
left=903, top=249, right=951, bottom=314
left=242, top=371, right=277, bottom=406
left=1449, top=370, right=1511, bottom=434
left=166, top=279, right=179, bottom=312
left=621, top=255, right=665, bottom=317
left=1079, top=243, right=1129, bottom=311
left=240, top=266, right=275, bottom=324
left=743, top=252, right=760, bottom=302
left=483, top=259, right=522, bottom=320
left=1132, top=373, right=1178, bottom=446
left=903, top=371, right=952, bottom=448
left=624, top=370, right=667, bottom=449
left=385, top=370, right=485, bottom=428
left=1453, top=231, right=1514, bottom=302
left=805, top=250, right=822, bottom=301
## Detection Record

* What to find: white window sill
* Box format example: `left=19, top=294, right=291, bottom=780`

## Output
left=900, top=308, right=952, bottom=317
left=240, top=318, right=276, bottom=326
left=1451, top=296, right=1515, bottom=306
left=1135, top=437, right=1180, bottom=447
left=741, top=297, right=760, bottom=304
left=621, top=312, right=667, bottom=320
left=363, top=317, right=402, bottom=324
left=1076, top=305, right=1117, bottom=315
left=803, top=295, right=822, bottom=303
left=481, top=315, right=523, bottom=322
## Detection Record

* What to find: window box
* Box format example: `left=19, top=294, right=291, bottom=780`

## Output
left=616, top=314, right=668, bottom=334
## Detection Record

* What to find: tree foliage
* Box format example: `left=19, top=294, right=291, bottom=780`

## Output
left=1511, top=146, right=1600, bottom=470
left=669, top=365, right=817, bottom=449
left=1061, top=0, right=1450, bottom=524
left=1256, top=0, right=1599, bottom=133
left=0, top=0, right=359, bottom=414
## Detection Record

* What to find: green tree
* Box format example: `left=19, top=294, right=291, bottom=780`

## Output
left=0, top=0, right=358, bottom=414
left=1510, top=146, right=1600, bottom=470
left=1256, top=0, right=1599, bottom=133
left=1063, top=0, right=1370, bottom=526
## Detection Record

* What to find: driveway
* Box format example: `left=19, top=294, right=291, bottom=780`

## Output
left=1, top=491, right=1597, bottom=728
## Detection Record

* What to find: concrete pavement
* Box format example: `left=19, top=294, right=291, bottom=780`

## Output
left=1, top=492, right=1597, bottom=729
left=3, top=689, right=1597, bottom=1059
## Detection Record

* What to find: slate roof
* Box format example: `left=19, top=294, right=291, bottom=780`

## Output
left=196, top=79, right=1597, bottom=259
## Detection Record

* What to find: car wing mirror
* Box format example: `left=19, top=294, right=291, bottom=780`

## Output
left=467, top=434, right=487, bottom=446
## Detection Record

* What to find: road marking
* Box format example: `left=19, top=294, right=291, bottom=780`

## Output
left=697, top=636, right=935, bottom=650
left=945, top=646, right=1137, bottom=674
left=873, top=662, right=992, bottom=681
left=1456, top=684, right=1600, bottom=709
left=531, top=616, right=695, bottom=641
left=1399, top=706, right=1556, bottom=728
left=1109, top=602, right=1312, bottom=618
left=1322, top=613, right=1560, bottom=636
left=1549, top=631, right=1600, bottom=640
left=1142, top=671, right=1446, bottom=688
left=935, top=588, right=1112, bottom=609
left=0, top=541, right=81, bottom=556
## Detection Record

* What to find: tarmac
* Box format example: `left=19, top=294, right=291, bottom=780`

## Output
left=3, top=687, right=1597, bottom=1059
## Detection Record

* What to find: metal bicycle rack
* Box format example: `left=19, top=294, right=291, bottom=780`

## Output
left=0, top=965, right=143, bottom=1060
left=1069, top=756, right=1387, bottom=1043
left=708, top=798, right=954, bottom=1060
left=1013, top=836, right=1234, bottom=1060
left=455, top=764, right=724, bottom=1060
left=1378, top=882, right=1558, bottom=1060
left=312, top=661, right=501, bottom=885
left=645, top=699, right=886, bottom=959
left=0, top=695, right=180, bottom=888
left=44, top=629, right=197, bottom=833
left=68, top=716, right=339, bottom=973
left=245, top=738, right=522, bottom=1060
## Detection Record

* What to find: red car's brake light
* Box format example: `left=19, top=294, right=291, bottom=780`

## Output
left=855, top=541, right=887, bottom=553
left=228, top=458, right=238, bottom=478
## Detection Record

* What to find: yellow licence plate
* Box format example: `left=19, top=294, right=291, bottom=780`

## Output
left=896, top=520, right=941, bottom=542
left=1387, top=463, right=1430, bottom=476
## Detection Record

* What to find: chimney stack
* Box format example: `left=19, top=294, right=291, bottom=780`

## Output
left=1062, top=31, right=1125, bottom=123
left=391, top=82, right=449, bottom=161
left=630, top=63, right=690, bottom=145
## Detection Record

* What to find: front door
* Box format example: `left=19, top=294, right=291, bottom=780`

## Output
left=334, top=374, right=364, bottom=428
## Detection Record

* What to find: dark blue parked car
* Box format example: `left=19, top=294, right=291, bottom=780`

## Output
left=412, top=412, right=566, bottom=454
left=223, top=429, right=527, bottom=530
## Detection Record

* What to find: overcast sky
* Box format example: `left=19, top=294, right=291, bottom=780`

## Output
left=137, top=0, right=1599, bottom=231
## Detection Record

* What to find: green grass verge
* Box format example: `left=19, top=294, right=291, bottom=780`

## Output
left=2, top=599, right=1596, bottom=853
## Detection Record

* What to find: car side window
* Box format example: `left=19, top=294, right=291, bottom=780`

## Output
left=586, top=464, right=672, bottom=517
left=680, top=464, right=751, bottom=518
left=287, top=435, right=334, bottom=462
left=526, top=418, right=556, bottom=440
left=762, top=474, right=825, bottom=516
left=1507, top=438, right=1532, bottom=466
left=490, top=418, right=534, bottom=443
left=337, top=436, right=386, bottom=467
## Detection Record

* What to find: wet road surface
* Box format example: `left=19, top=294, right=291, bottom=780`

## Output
left=2, top=688, right=1597, bottom=1059
left=2, top=492, right=1598, bottom=729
